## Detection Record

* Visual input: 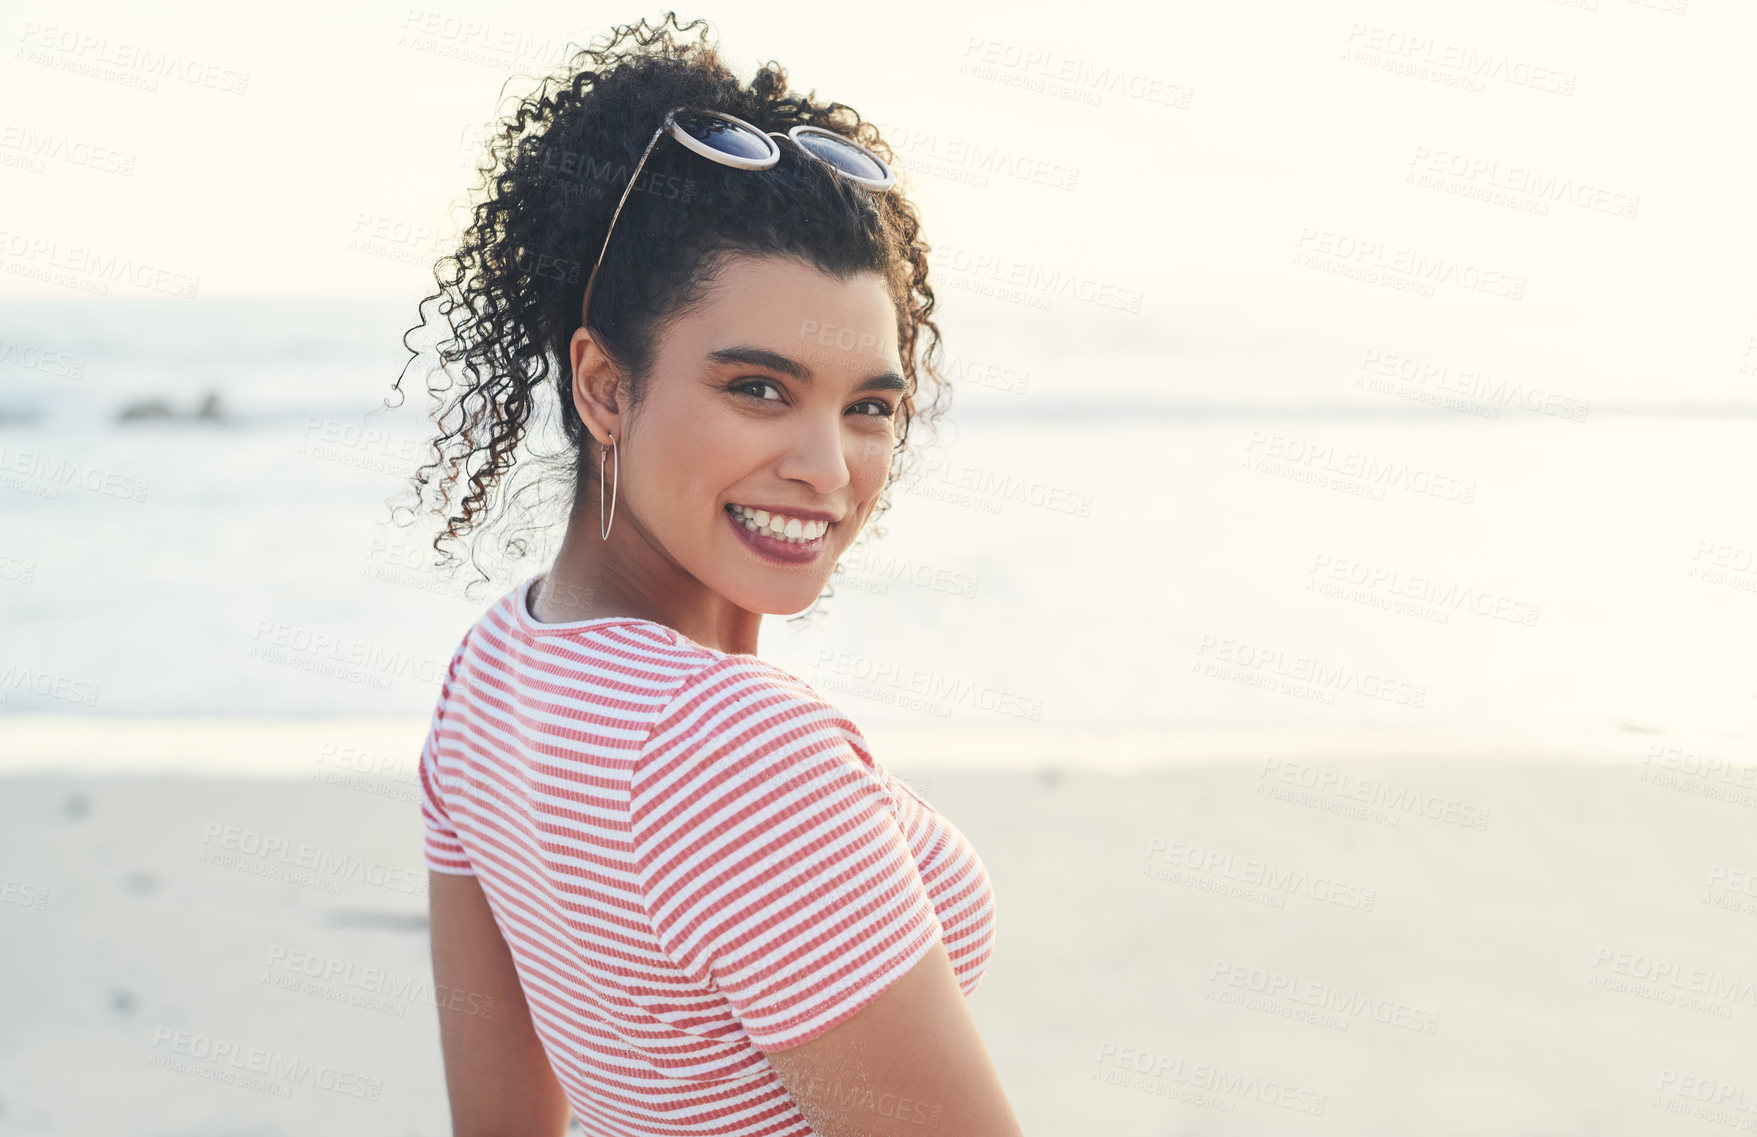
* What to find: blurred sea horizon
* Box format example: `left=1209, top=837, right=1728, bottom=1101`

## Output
left=2, top=295, right=1754, bottom=757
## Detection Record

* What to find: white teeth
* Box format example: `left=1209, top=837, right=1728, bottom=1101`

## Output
left=727, top=504, right=829, bottom=543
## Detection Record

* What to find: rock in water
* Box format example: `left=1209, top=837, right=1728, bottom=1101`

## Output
left=117, top=398, right=175, bottom=422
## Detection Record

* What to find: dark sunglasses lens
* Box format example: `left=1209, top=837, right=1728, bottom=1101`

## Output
left=793, top=131, right=886, bottom=181
left=672, top=112, right=773, bottom=161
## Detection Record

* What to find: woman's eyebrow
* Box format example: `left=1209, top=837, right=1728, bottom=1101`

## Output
left=705, top=345, right=906, bottom=393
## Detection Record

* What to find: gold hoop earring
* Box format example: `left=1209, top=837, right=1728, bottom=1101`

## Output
left=600, top=433, right=618, bottom=541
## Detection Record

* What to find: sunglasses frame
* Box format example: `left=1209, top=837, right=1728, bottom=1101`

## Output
left=579, top=106, right=897, bottom=322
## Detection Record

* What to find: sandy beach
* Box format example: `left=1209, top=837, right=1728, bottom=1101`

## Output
left=4, top=718, right=1754, bottom=1135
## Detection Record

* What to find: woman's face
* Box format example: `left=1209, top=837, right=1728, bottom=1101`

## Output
left=610, top=253, right=905, bottom=616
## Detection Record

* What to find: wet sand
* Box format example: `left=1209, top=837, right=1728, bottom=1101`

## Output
left=2, top=719, right=1753, bottom=1134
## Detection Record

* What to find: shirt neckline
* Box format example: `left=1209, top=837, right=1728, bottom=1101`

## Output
left=512, top=573, right=655, bottom=636
left=511, top=573, right=749, bottom=658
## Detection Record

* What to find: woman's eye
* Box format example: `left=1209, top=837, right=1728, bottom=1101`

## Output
left=730, top=380, right=893, bottom=420
left=732, top=379, right=784, bottom=402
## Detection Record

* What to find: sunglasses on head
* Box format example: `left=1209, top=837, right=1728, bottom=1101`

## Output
left=580, top=106, right=897, bottom=321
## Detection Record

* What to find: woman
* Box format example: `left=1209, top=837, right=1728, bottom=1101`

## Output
left=394, top=14, right=1023, bottom=1136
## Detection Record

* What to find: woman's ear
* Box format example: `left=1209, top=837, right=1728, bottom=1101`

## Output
left=569, top=326, right=624, bottom=445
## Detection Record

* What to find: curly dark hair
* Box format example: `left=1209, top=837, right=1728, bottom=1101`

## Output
left=384, top=11, right=950, bottom=612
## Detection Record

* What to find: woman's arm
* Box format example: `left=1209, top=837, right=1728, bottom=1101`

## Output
left=429, top=870, right=573, bottom=1136
left=763, top=941, right=1026, bottom=1137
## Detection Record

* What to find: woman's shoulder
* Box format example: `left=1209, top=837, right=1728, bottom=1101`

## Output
left=659, top=650, right=857, bottom=718
left=470, top=578, right=875, bottom=756
left=636, top=651, right=883, bottom=779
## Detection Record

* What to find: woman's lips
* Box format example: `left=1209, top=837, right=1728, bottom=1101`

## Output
left=723, top=504, right=827, bottom=565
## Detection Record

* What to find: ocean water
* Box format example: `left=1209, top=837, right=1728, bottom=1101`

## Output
left=1, top=296, right=1753, bottom=751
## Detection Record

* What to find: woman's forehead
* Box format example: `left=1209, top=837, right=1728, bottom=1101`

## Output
left=660, top=256, right=902, bottom=368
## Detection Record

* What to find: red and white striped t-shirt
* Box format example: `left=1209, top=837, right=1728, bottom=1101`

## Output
left=418, top=573, right=997, bottom=1135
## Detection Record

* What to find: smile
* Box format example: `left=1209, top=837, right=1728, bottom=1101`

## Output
left=724, top=503, right=831, bottom=565
left=725, top=503, right=831, bottom=544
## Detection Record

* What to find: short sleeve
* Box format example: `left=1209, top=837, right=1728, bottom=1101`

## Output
left=629, top=656, right=943, bottom=1052
left=419, top=634, right=475, bottom=876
